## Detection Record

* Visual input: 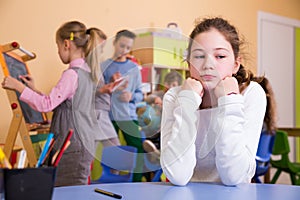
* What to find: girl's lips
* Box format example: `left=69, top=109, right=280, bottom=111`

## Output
left=201, top=75, right=215, bottom=81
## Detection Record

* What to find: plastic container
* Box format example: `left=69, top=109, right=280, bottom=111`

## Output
left=0, top=167, right=56, bottom=200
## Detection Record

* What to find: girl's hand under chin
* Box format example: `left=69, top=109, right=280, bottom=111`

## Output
left=182, top=77, right=204, bottom=97
left=214, top=76, right=239, bottom=99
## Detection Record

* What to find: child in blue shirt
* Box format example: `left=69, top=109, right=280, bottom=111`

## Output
left=102, top=29, right=144, bottom=181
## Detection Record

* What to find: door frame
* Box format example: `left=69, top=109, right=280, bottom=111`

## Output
left=258, top=11, right=300, bottom=74
left=257, top=11, right=300, bottom=162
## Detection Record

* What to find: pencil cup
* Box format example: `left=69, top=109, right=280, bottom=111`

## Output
left=0, top=167, right=56, bottom=200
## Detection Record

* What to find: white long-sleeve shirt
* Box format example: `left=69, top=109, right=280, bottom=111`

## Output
left=160, top=81, right=266, bottom=186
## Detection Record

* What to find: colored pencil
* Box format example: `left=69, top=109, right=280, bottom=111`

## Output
left=41, top=137, right=56, bottom=166
left=52, top=129, right=73, bottom=167
left=17, top=149, right=27, bottom=168
left=53, top=140, right=71, bottom=167
left=36, top=133, right=54, bottom=167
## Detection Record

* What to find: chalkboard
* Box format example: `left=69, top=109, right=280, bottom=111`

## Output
left=3, top=52, right=45, bottom=124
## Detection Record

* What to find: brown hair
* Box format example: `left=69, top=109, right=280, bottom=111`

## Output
left=164, top=70, right=183, bottom=85
left=114, top=29, right=136, bottom=42
left=56, top=21, right=104, bottom=83
left=85, top=27, right=107, bottom=80
left=85, top=27, right=107, bottom=54
left=252, top=76, right=277, bottom=134
left=187, top=17, right=252, bottom=92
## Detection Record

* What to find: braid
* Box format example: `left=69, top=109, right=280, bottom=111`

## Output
left=233, top=64, right=253, bottom=93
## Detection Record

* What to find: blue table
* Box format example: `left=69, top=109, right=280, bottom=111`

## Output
left=53, top=182, right=300, bottom=200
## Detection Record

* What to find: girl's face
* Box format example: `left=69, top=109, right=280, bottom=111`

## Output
left=188, top=28, right=240, bottom=90
left=113, top=36, right=134, bottom=60
left=56, top=39, right=70, bottom=64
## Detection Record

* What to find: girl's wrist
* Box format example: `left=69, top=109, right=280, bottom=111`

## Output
left=16, top=82, right=26, bottom=93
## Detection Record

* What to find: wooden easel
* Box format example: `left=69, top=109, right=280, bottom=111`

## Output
left=0, top=42, right=38, bottom=167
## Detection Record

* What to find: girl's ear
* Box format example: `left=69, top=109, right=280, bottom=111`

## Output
left=233, top=57, right=241, bottom=74
left=63, top=39, right=70, bottom=49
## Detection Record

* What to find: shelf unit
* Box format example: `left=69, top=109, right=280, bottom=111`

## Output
left=132, top=32, right=189, bottom=92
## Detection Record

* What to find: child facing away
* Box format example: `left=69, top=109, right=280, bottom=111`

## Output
left=160, top=17, right=266, bottom=186
left=2, top=21, right=102, bottom=186
left=101, top=29, right=144, bottom=182
left=89, top=27, right=121, bottom=149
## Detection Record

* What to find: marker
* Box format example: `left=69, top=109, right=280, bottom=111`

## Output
left=36, top=133, right=54, bottom=167
left=17, top=150, right=27, bottom=168
left=94, top=188, right=122, bottom=199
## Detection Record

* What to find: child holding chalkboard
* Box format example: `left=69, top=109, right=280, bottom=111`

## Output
left=2, top=21, right=101, bottom=186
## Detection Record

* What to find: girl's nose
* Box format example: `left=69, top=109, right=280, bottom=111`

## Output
left=203, top=54, right=215, bottom=69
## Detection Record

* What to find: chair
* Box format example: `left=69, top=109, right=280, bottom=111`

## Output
left=252, top=130, right=275, bottom=183
left=141, top=131, right=163, bottom=182
left=144, top=152, right=163, bottom=182
left=270, top=130, right=300, bottom=185
left=91, top=145, right=137, bottom=183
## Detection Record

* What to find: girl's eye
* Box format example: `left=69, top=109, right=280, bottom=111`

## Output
left=193, top=55, right=205, bottom=59
left=216, top=55, right=226, bottom=59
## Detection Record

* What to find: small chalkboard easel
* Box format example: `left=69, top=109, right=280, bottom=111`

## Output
left=0, top=42, right=47, bottom=167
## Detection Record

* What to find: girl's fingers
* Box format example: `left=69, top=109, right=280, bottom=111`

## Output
left=214, top=77, right=239, bottom=98
left=182, top=78, right=203, bottom=96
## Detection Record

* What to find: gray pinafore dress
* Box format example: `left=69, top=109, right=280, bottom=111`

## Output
left=50, top=67, right=98, bottom=186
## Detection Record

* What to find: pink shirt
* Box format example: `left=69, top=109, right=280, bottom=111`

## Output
left=20, top=58, right=91, bottom=113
